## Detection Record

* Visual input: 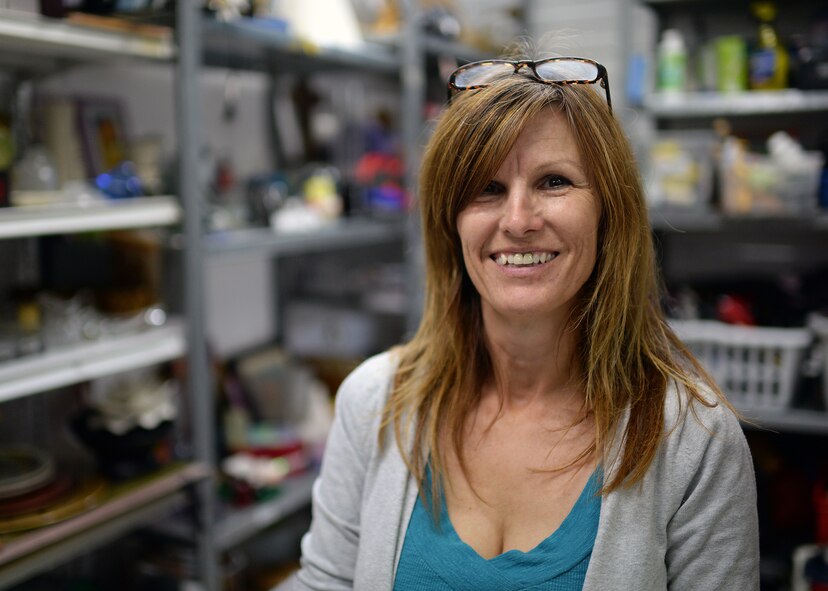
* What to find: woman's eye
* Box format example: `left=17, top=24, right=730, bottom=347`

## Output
left=478, top=181, right=503, bottom=197
left=541, top=175, right=572, bottom=190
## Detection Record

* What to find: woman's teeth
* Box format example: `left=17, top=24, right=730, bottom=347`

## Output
left=494, top=252, right=557, bottom=266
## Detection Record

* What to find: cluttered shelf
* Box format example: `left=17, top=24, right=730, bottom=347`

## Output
left=0, top=196, right=181, bottom=240
left=0, top=8, right=173, bottom=69
left=0, top=461, right=210, bottom=591
left=0, top=319, right=184, bottom=404
left=203, top=217, right=406, bottom=257
left=645, top=89, right=828, bottom=118
left=201, top=17, right=398, bottom=74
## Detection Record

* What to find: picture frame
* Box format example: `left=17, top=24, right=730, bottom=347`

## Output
left=76, top=97, right=129, bottom=178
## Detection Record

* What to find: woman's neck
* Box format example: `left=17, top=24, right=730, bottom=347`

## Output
left=481, top=306, right=582, bottom=409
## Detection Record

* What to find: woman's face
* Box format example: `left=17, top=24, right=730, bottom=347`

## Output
left=456, top=108, right=601, bottom=326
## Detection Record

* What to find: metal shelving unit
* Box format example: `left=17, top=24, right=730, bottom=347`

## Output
left=0, top=5, right=214, bottom=589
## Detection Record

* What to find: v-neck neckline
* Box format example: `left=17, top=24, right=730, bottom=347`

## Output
left=408, top=467, right=602, bottom=589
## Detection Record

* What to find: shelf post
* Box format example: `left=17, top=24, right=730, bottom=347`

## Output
left=399, top=0, right=425, bottom=335
left=176, top=2, right=218, bottom=590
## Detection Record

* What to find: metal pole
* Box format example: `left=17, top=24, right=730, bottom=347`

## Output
left=176, top=2, right=218, bottom=589
left=400, top=0, right=425, bottom=335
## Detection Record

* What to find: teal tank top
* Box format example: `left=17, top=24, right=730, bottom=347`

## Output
left=393, top=468, right=602, bottom=590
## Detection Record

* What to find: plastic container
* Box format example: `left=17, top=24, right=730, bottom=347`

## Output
left=719, top=137, right=824, bottom=215
left=657, top=29, right=687, bottom=93
left=645, top=131, right=716, bottom=210
left=808, top=312, right=828, bottom=410
left=670, top=319, right=812, bottom=411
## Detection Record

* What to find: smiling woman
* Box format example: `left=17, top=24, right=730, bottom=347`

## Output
left=282, top=58, right=759, bottom=591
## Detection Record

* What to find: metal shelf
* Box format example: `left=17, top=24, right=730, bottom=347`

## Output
left=0, top=321, right=186, bottom=404
left=0, top=462, right=211, bottom=590
left=202, top=18, right=397, bottom=74
left=0, top=196, right=181, bottom=240
left=645, top=90, right=828, bottom=118
left=203, top=217, right=406, bottom=257
left=740, top=408, right=828, bottom=436
left=214, top=470, right=316, bottom=552
left=0, top=8, right=173, bottom=70
left=649, top=208, right=828, bottom=233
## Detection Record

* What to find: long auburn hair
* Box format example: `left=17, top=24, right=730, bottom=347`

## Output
left=380, top=73, right=727, bottom=506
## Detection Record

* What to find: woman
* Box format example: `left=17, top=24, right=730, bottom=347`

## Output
left=284, top=58, right=759, bottom=590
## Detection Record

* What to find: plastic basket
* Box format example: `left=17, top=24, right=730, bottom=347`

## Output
left=671, top=319, right=812, bottom=411
left=808, top=312, right=828, bottom=410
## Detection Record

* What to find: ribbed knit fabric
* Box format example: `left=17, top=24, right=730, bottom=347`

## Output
left=393, top=468, right=602, bottom=591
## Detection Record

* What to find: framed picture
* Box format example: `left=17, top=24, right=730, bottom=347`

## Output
left=76, top=97, right=129, bottom=177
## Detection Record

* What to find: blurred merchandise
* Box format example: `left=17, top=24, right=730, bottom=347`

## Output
left=0, top=445, right=107, bottom=534
left=71, top=374, right=178, bottom=481
left=657, top=29, right=687, bottom=94
left=716, top=36, right=749, bottom=93
left=0, top=80, right=14, bottom=208
left=719, top=133, right=824, bottom=215
left=128, top=134, right=165, bottom=195
left=94, top=160, right=144, bottom=199
left=645, top=132, right=715, bottom=210
left=42, top=98, right=87, bottom=187
left=791, top=545, right=828, bottom=591
left=269, top=0, right=362, bottom=48
left=11, top=144, right=59, bottom=192
left=246, top=173, right=288, bottom=227
left=749, top=1, right=789, bottom=90
left=790, top=24, right=828, bottom=90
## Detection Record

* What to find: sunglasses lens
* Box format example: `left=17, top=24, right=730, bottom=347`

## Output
left=453, top=62, right=515, bottom=89
left=535, top=60, right=599, bottom=82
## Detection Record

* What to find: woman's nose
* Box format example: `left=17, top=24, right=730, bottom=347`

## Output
left=501, top=189, right=542, bottom=235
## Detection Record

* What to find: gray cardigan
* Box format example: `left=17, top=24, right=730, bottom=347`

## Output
left=282, top=352, right=759, bottom=590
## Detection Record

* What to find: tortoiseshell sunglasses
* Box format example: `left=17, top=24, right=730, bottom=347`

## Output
left=447, top=57, right=612, bottom=113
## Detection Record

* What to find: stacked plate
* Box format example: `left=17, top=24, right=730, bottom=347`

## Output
left=0, top=446, right=105, bottom=534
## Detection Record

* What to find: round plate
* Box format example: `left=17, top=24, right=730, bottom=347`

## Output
left=0, top=478, right=107, bottom=534
left=0, top=447, right=55, bottom=499
left=0, top=474, right=73, bottom=517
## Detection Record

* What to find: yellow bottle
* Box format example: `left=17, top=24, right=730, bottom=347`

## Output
left=749, top=2, right=789, bottom=90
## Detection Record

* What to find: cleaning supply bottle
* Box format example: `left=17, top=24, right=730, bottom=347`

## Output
left=749, top=1, right=789, bottom=90
left=657, top=29, right=688, bottom=94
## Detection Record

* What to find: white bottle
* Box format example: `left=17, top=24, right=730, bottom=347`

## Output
left=658, top=29, right=687, bottom=94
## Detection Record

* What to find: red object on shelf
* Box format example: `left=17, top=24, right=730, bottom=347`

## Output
left=815, top=481, right=828, bottom=545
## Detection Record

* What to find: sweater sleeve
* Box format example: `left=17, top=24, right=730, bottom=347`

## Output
left=284, top=353, right=394, bottom=591
left=664, top=398, right=760, bottom=590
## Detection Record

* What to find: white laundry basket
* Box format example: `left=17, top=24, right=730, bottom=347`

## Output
left=808, top=312, right=828, bottom=409
left=670, top=319, right=812, bottom=411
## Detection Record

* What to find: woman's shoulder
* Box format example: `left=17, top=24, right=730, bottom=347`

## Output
left=334, top=350, right=400, bottom=419
left=662, top=379, right=747, bottom=458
